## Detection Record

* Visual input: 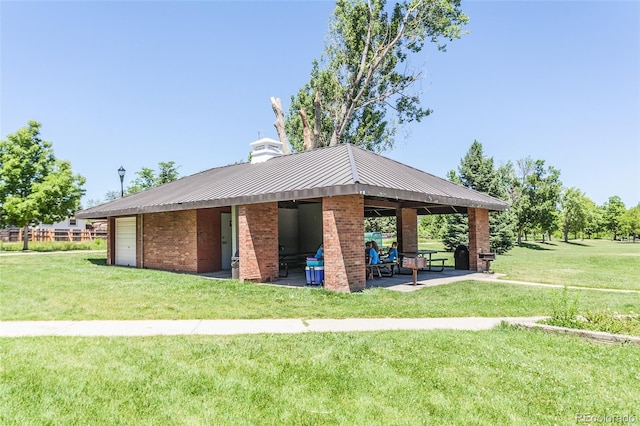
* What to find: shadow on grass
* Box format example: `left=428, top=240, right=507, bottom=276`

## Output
left=562, top=241, right=590, bottom=247
left=88, top=258, right=107, bottom=266
left=517, top=242, right=553, bottom=251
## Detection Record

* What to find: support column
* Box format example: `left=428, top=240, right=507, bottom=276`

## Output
left=468, top=208, right=490, bottom=271
left=397, top=208, right=418, bottom=253
left=323, top=194, right=365, bottom=293
left=107, top=217, right=115, bottom=265
left=238, top=202, right=279, bottom=282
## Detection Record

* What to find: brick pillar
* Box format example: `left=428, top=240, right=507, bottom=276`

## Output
left=107, top=217, right=115, bottom=265
left=468, top=208, right=490, bottom=271
left=323, top=194, right=365, bottom=293
left=238, top=202, right=279, bottom=282
left=136, top=214, right=143, bottom=268
left=397, top=208, right=418, bottom=253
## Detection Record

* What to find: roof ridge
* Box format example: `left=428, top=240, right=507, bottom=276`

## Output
left=346, top=144, right=360, bottom=184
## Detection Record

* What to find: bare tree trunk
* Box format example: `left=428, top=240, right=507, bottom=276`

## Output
left=299, top=109, right=314, bottom=151
left=22, top=225, right=29, bottom=251
left=269, top=97, right=291, bottom=154
left=313, top=90, right=322, bottom=148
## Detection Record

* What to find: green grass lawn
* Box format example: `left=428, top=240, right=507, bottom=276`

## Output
left=0, top=239, right=106, bottom=252
left=2, top=241, right=639, bottom=424
left=2, top=326, right=638, bottom=425
left=492, top=239, right=640, bottom=290
left=1, top=252, right=638, bottom=320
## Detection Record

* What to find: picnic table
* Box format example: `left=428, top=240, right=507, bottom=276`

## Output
left=278, top=252, right=315, bottom=277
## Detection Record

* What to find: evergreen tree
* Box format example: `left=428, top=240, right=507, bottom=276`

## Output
left=443, top=141, right=515, bottom=253
left=442, top=170, right=468, bottom=251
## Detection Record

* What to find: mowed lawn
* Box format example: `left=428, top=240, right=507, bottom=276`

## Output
left=2, top=327, right=639, bottom=425
left=1, top=239, right=639, bottom=424
left=0, top=246, right=639, bottom=321
left=492, top=239, right=640, bottom=290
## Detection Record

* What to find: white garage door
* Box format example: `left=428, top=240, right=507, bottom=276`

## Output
left=115, top=217, right=136, bottom=266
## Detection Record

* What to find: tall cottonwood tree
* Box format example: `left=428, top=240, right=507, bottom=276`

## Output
left=282, top=0, right=468, bottom=152
left=0, top=121, right=85, bottom=250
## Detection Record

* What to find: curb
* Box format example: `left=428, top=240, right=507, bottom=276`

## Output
left=510, top=321, right=640, bottom=346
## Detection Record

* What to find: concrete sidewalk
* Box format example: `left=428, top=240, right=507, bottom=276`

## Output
left=0, top=317, right=546, bottom=337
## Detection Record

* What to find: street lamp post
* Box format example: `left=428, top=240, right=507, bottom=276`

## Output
left=118, top=166, right=126, bottom=197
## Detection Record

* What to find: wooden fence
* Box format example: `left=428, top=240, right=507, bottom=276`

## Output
left=0, top=228, right=107, bottom=242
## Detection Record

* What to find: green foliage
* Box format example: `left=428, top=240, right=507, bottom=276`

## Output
left=127, top=161, right=180, bottom=194
left=582, top=198, right=603, bottom=239
left=0, top=239, right=106, bottom=252
left=418, top=214, right=446, bottom=239
left=620, top=203, right=640, bottom=240
left=0, top=121, right=85, bottom=249
left=548, top=285, right=581, bottom=328
left=580, top=311, right=640, bottom=336
left=558, top=187, right=590, bottom=241
left=443, top=141, right=515, bottom=253
left=364, top=216, right=396, bottom=233
left=286, top=0, right=468, bottom=152
left=602, top=195, right=627, bottom=240
left=546, top=286, right=640, bottom=336
left=510, top=157, right=562, bottom=243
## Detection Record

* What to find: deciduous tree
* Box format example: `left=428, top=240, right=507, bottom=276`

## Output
left=284, top=0, right=468, bottom=152
left=127, top=161, right=180, bottom=194
left=0, top=121, right=85, bottom=249
left=619, top=203, right=640, bottom=242
left=558, top=187, right=589, bottom=241
left=602, top=195, right=626, bottom=240
left=512, top=159, right=562, bottom=243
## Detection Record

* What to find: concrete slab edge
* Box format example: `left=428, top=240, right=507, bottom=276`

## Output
left=510, top=321, right=640, bottom=345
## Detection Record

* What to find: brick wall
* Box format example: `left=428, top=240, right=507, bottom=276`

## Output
left=323, top=194, right=365, bottom=292
left=468, top=208, right=490, bottom=271
left=143, top=210, right=199, bottom=273
left=397, top=208, right=418, bottom=253
left=238, top=202, right=279, bottom=282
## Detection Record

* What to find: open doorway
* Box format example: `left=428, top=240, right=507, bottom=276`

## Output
left=221, top=212, right=232, bottom=270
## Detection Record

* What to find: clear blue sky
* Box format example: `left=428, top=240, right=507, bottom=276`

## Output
left=2, top=1, right=639, bottom=208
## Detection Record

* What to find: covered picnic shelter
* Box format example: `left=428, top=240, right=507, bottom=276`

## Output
left=76, top=142, right=509, bottom=292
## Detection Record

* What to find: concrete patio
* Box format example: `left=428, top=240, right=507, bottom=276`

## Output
left=202, top=266, right=489, bottom=293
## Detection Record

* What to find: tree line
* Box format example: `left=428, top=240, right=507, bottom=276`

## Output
left=418, top=141, right=640, bottom=253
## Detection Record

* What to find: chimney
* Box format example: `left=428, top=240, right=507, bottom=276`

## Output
left=250, top=137, right=284, bottom=164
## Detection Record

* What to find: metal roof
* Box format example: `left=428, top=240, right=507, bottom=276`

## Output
left=76, top=144, right=509, bottom=219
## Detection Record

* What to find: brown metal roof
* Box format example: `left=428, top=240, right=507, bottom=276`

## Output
left=76, top=144, right=509, bottom=219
